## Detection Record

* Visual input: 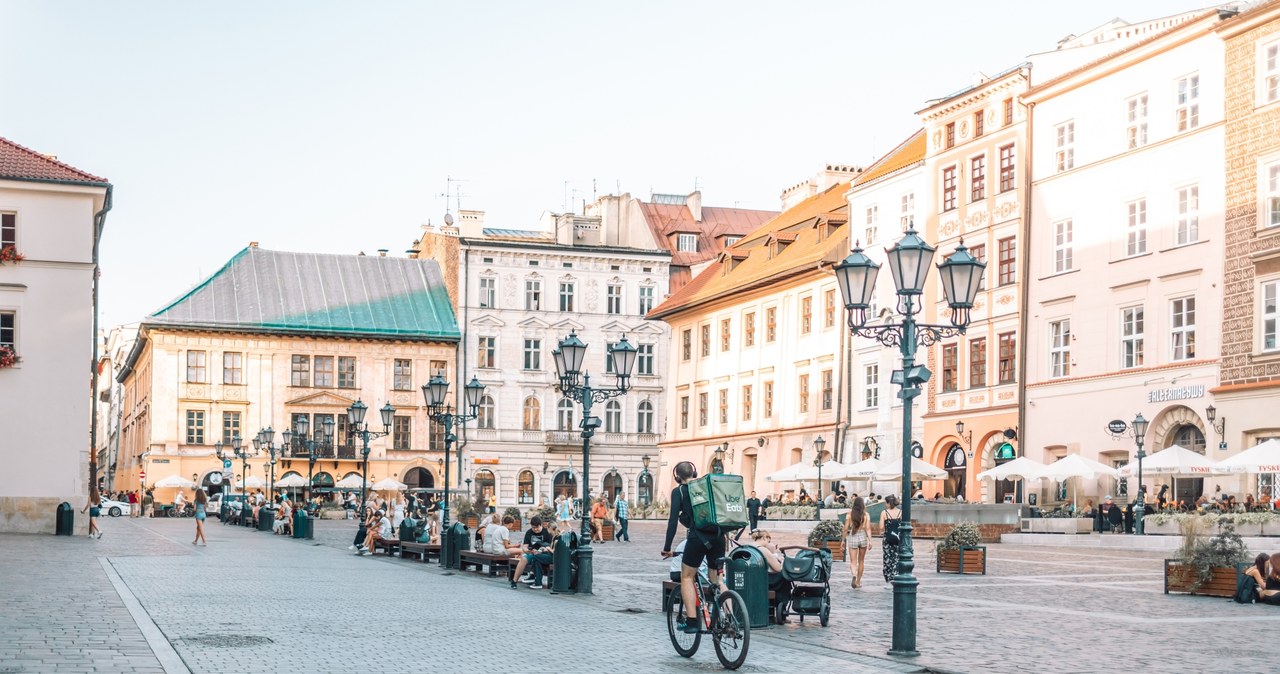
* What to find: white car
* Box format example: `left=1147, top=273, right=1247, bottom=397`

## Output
left=100, top=498, right=130, bottom=517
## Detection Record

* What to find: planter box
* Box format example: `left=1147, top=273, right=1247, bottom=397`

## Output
left=1263, top=520, right=1280, bottom=537
left=319, top=510, right=347, bottom=520
left=937, top=546, right=986, bottom=575
left=506, top=518, right=521, bottom=532
left=463, top=514, right=479, bottom=529
left=1020, top=518, right=1094, bottom=534
left=1164, top=561, right=1240, bottom=598
left=823, top=539, right=845, bottom=562
left=1142, top=519, right=1180, bottom=536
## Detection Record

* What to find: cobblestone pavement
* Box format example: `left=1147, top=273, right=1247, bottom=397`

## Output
left=7, top=514, right=1280, bottom=673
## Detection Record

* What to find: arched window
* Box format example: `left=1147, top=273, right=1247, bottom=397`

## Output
left=554, top=470, right=577, bottom=499
left=605, top=400, right=622, bottom=433
left=637, top=400, right=654, bottom=434
left=475, top=469, right=496, bottom=504
left=557, top=399, right=575, bottom=431
left=404, top=467, right=434, bottom=490
left=477, top=395, right=495, bottom=429
left=523, top=397, right=541, bottom=431
left=602, top=471, right=623, bottom=501
left=518, top=470, right=535, bottom=504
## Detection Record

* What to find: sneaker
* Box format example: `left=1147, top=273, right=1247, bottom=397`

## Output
left=521, top=577, right=536, bottom=584
left=530, top=582, right=544, bottom=589
left=97, top=532, right=104, bottom=539
left=510, top=581, right=518, bottom=589
left=348, top=545, right=356, bottom=550
left=520, top=572, right=534, bottom=581
left=680, top=620, right=700, bottom=634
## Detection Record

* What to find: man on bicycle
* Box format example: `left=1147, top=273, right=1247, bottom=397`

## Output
left=661, top=461, right=724, bottom=634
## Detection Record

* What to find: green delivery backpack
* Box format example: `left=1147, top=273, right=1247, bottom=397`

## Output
left=687, top=473, right=748, bottom=533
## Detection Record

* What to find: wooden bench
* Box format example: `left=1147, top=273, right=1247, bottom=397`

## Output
left=459, top=550, right=515, bottom=577
left=400, top=541, right=440, bottom=562
left=660, top=580, right=777, bottom=620
left=372, top=538, right=402, bottom=556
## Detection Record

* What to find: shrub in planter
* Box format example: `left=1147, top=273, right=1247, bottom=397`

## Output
left=1166, top=520, right=1249, bottom=596
left=808, top=519, right=845, bottom=561
left=452, top=495, right=478, bottom=527
left=504, top=506, right=522, bottom=531
left=936, top=522, right=985, bottom=575
left=527, top=504, right=555, bottom=525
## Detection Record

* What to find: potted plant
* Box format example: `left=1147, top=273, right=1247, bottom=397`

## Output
left=504, top=506, right=522, bottom=531
left=936, top=521, right=985, bottom=574
left=0, top=245, right=24, bottom=265
left=0, top=345, right=19, bottom=370
left=1165, top=520, right=1249, bottom=597
left=453, top=495, right=478, bottom=529
left=808, top=519, right=845, bottom=562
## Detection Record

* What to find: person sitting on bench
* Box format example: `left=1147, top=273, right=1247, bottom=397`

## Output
left=484, top=515, right=521, bottom=557
left=510, top=516, right=554, bottom=590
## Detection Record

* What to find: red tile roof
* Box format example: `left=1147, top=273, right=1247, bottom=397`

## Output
left=0, top=135, right=107, bottom=184
left=638, top=201, right=777, bottom=273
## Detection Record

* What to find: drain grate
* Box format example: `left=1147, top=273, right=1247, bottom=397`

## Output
left=182, top=635, right=273, bottom=648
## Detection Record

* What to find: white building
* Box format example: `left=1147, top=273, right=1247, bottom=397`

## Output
left=0, top=136, right=112, bottom=533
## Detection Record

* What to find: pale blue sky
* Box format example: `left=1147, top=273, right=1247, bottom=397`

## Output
left=0, top=0, right=1211, bottom=327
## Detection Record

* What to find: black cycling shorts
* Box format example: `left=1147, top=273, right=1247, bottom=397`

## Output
left=681, top=532, right=726, bottom=571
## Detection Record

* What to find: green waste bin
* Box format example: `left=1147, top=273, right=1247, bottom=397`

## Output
left=727, top=546, right=769, bottom=628
left=444, top=522, right=469, bottom=569
left=258, top=507, right=274, bottom=532
left=55, top=502, right=74, bottom=536
left=399, top=517, right=416, bottom=542
left=241, top=503, right=254, bottom=527
left=293, top=510, right=313, bottom=539
left=551, top=531, right=577, bottom=594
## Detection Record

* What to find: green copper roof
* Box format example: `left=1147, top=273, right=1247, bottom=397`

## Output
left=147, top=247, right=460, bottom=341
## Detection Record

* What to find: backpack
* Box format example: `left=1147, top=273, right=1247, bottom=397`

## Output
left=687, top=474, right=748, bottom=533
left=1235, top=572, right=1258, bottom=604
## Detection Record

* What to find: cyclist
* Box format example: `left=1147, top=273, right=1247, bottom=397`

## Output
left=661, top=460, right=724, bottom=634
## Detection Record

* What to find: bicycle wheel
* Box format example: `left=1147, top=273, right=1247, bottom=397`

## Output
left=712, top=589, right=750, bottom=670
left=167, top=507, right=177, bottom=518
left=665, top=585, right=700, bottom=657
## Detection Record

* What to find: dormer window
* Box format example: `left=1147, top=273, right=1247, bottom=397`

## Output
left=677, top=233, right=698, bottom=252
left=724, top=236, right=741, bottom=247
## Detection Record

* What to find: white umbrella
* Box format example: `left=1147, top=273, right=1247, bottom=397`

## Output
left=791, top=460, right=870, bottom=481
left=874, top=457, right=948, bottom=481
left=763, top=462, right=809, bottom=483
left=1119, top=445, right=1221, bottom=477
left=1214, top=438, right=1280, bottom=473
left=976, top=456, right=1047, bottom=482
left=275, top=474, right=307, bottom=488
left=240, top=475, right=266, bottom=489
left=1035, top=454, right=1120, bottom=509
left=335, top=474, right=366, bottom=489
left=826, top=457, right=885, bottom=480
left=371, top=477, right=408, bottom=491
left=152, top=475, right=196, bottom=488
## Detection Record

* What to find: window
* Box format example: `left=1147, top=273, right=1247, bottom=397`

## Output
left=680, top=396, right=690, bottom=429
left=479, top=277, right=496, bottom=308
left=1055, top=122, right=1074, bottom=172
left=824, top=289, right=836, bottom=328
left=1121, top=306, right=1145, bottom=369
left=1262, top=280, right=1278, bottom=352
left=1126, top=94, right=1148, bottom=149
left=969, top=338, right=987, bottom=388
left=744, top=312, right=756, bottom=347
left=638, top=286, right=654, bottom=315
left=763, top=381, right=774, bottom=417
left=477, top=395, right=495, bottom=429
left=725, top=236, right=742, bottom=246
left=607, top=284, right=622, bottom=314
left=337, top=356, right=356, bottom=388
left=998, top=333, right=1016, bottom=384
left=1003, top=98, right=1014, bottom=126
left=1050, top=320, right=1071, bottom=378
left=222, top=352, right=242, bottom=385
left=393, top=359, right=412, bottom=390
left=900, top=193, right=915, bottom=230
left=637, top=343, right=654, bottom=375
left=291, top=355, right=310, bottom=387
left=186, top=351, right=207, bottom=383
left=186, top=410, right=205, bottom=445
left=393, top=416, right=412, bottom=449
left=0, top=212, right=14, bottom=249
left=314, top=356, right=334, bottom=387
left=1171, top=297, right=1196, bottom=360
left=557, top=399, right=575, bottom=431
left=942, top=166, right=957, bottom=211
left=865, top=205, right=878, bottom=246
left=477, top=336, right=496, bottom=368
left=1126, top=200, right=1147, bottom=256
left=1266, top=42, right=1280, bottom=104
left=720, top=318, right=731, bottom=351
left=941, top=344, right=958, bottom=392
left=1269, top=161, right=1280, bottom=228
left=998, top=237, right=1016, bottom=285
left=863, top=364, right=879, bottom=408
left=518, top=470, right=534, bottom=504
left=798, top=374, right=810, bottom=414
left=1175, top=74, right=1200, bottom=132
left=945, top=122, right=956, bottom=148
left=700, top=324, right=711, bottom=357
left=718, top=389, right=728, bottom=424
left=525, top=280, right=541, bottom=311
left=638, top=400, right=654, bottom=434
left=800, top=296, right=812, bottom=334
left=559, top=282, right=575, bottom=312
left=1054, top=220, right=1073, bottom=273
left=974, top=111, right=985, bottom=138
left=698, top=392, right=709, bottom=427
left=1176, top=186, right=1199, bottom=245
left=969, top=244, right=987, bottom=291
left=523, top=339, right=542, bottom=370
left=0, top=311, right=12, bottom=349
left=523, top=397, right=541, bottom=430
left=677, top=233, right=698, bottom=252
left=970, top=155, right=986, bottom=201
left=766, top=308, right=777, bottom=343
left=821, top=369, right=833, bottom=410
left=741, top=385, right=752, bottom=421
left=999, top=144, right=1016, bottom=192
left=222, top=411, right=241, bottom=445
left=681, top=329, right=692, bottom=361
left=605, top=400, right=622, bottom=434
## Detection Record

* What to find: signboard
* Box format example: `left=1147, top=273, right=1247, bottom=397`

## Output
left=994, top=442, right=1016, bottom=462
left=1220, top=441, right=1228, bottom=451
left=1147, top=384, right=1204, bottom=403
left=945, top=444, right=966, bottom=470
left=208, top=473, right=223, bottom=486
left=1107, top=420, right=1129, bottom=435
left=139, top=470, right=147, bottom=480
left=472, top=458, right=500, bottom=465
left=910, top=441, right=923, bottom=459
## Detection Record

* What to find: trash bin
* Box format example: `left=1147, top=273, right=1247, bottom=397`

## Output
left=444, top=522, right=469, bottom=569
left=293, top=509, right=313, bottom=540
left=55, top=502, right=74, bottom=536
left=727, top=546, right=769, bottom=628
left=258, top=507, right=274, bottom=532
left=551, top=530, right=578, bottom=594
left=399, top=516, right=416, bottom=542
left=241, top=503, right=254, bottom=527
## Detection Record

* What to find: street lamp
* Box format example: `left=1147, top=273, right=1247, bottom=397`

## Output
left=423, top=372, right=485, bottom=567
left=640, top=454, right=652, bottom=506
left=291, top=415, right=334, bottom=503
left=813, top=435, right=827, bottom=519
left=214, top=435, right=249, bottom=501
left=552, top=331, right=636, bottom=594
left=1133, top=412, right=1149, bottom=535
left=346, top=399, right=395, bottom=535
left=835, top=226, right=985, bottom=657
left=955, top=420, right=974, bottom=459
left=712, top=442, right=727, bottom=474
left=1206, top=405, right=1226, bottom=450
left=861, top=436, right=880, bottom=461
left=253, top=427, right=288, bottom=503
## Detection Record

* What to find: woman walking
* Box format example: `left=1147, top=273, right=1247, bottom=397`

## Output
left=192, top=488, right=208, bottom=545
left=842, top=496, right=870, bottom=588
left=881, top=494, right=902, bottom=584
left=82, top=493, right=103, bottom=539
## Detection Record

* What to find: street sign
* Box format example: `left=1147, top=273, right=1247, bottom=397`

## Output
left=139, top=470, right=146, bottom=480
left=208, top=473, right=223, bottom=486
left=223, top=459, right=232, bottom=469
left=1107, top=420, right=1128, bottom=435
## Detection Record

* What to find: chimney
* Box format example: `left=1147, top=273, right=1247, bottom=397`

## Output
left=378, top=249, right=388, bottom=257
left=458, top=209, right=485, bottom=238
left=249, top=241, right=259, bottom=248
left=687, top=191, right=702, bottom=222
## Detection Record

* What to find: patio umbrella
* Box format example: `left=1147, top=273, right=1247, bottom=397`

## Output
left=873, top=457, right=948, bottom=481
left=763, top=462, right=809, bottom=483
left=371, top=477, right=408, bottom=491
left=976, top=456, right=1047, bottom=482
left=828, top=457, right=885, bottom=480
left=275, top=474, right=307, bottom=488
left=1214, top=438, right=1280, bottom=473
left=152, top=475, right=196, bottom=489
left=335, top=474, right=366, bottom=489
left=240, top=475, right=266, bottom=489
left=791, top=460, right=874, bottom=481
left=1034, top=454, right=1120, bottom=509
left=1119, top=445, right=1222, bottom=477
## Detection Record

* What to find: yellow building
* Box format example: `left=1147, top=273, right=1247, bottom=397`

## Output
left=115, top=245, right=459, bottom=503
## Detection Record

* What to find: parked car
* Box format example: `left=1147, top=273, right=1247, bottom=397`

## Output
left=208, top=492, right=247, bottom=520
left=100, top=497, right=130, bottom=517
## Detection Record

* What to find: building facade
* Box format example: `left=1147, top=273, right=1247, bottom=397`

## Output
left=0, top=137, right=111, bottom=533
left=95, top=324, right=139, bottom=494
left=114, top=246, right=460, bottom=501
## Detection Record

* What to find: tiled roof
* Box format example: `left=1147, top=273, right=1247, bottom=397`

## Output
left=647, top=183, right=849, bottom=319
left=850, top=130, right=926, bottom=187
left=147, top=247, right=460, bottom=341
left=638, top=201, right=777, bottom=271
left=0, top=135, right=107, bottom=183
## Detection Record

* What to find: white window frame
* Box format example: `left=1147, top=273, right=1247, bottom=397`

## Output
left=1261, top=278, right=1279, bottom=353
left=865, top=204, right=878, bottom=246
left=1262, top=156, right=1280, bottom=230
left=558, top=281, right=575, bottom=312
left=1049, top=319, right=1071, bottom=379
left=1055, top=121, right=1075, bottom=172
left=863, top=363, right=879, bottom=409
left=637, top=343, right=654, bottom=375
left=900, top=192, right=915, bottom=230
left=1260, top=38, right=1280, bottom=107
left=1053, top=219, right=1073, bottom=273
left=523, top=338, right=542, bottom=371
left=478, top=276, right=496, bottom=308
left=524, top=279, right=541, bottom=311
left=1171, top=297, right=1196, bottom=361
left=606, top=284, right=623, bottom=315
left=677, top=233, right=698, bottom=253
left=1120, top=306, right=1144, bottom=369
left=1126, top=94, right=1148, bottom=149
left=1176, top=185, right=1199, bottom=245
left=1126, top=199, right=1147, bottom=257
left=1175, top=73, right=1200, bottom=132
left=638, top=285, right=655, bottom=315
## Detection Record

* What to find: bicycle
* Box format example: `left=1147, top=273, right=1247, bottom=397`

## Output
left=167, top=503, right=194, bottom=518
left=664, top=558, right=751, bottom=670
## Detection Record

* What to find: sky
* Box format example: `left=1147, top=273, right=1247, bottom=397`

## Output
left=0, top=0, right=1215, bottom=328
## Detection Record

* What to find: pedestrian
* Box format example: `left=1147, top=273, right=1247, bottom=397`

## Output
left=82, top=493, right=103, bottom=539
left=192, top=488, right=208, bottom=545
left=173, top=488, right=186, bottom=516
left=393, top=495, right=406, bottom=530
left=881, top=494, right=902, bottom=584
left=128, top=490, right=139, bottom=517
left=142, top=490, right=154, bottom=518
left=590, top=497, right=607, bottom=543
left=843, top=496, right=870, bottom=588
left=760, top=494, right=771, bottom=522
left=738, top=491, right=761, bottom=541
left=615, top=490, right=630, bottom=542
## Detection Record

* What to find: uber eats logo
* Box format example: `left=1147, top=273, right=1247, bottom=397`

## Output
left=725, top=495, right=744, bottom=512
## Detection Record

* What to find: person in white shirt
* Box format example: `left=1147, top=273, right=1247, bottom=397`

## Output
left=484, top=515, right=520, bottom=556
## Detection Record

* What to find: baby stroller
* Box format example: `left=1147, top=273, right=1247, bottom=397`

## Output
left=776, top=545, right=832, bottom=626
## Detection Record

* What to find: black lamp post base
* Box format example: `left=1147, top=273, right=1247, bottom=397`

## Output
left=887, top=649, right=921, bottom=658
left=576, top=545, right=593, bottom=595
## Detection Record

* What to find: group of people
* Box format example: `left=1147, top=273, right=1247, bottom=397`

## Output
left=1243, top=553, right=1280, bottom=605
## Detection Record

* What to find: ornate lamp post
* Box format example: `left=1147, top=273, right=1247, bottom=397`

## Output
left=813, top=435, right=827, bottom=518
left=1206, top=405, right=1227, bottom=451
left=712, top=443, right=727, bottom=474
left=346, top=400, right=395, bottom=521
left=291, top=415, right=335, bottom=503
left=640, top=454, right=652, bottom=506
left=552, top=331, right=637, bottom=594
left=423, top=373, right=485, bottom=566
left=253, top=427, right=289, bottom=503
left=1132, top=412, right=1149, bottom=535
left=835, top=226, right=985, bottom=657
left=214, top=435, right=249, bottom=500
